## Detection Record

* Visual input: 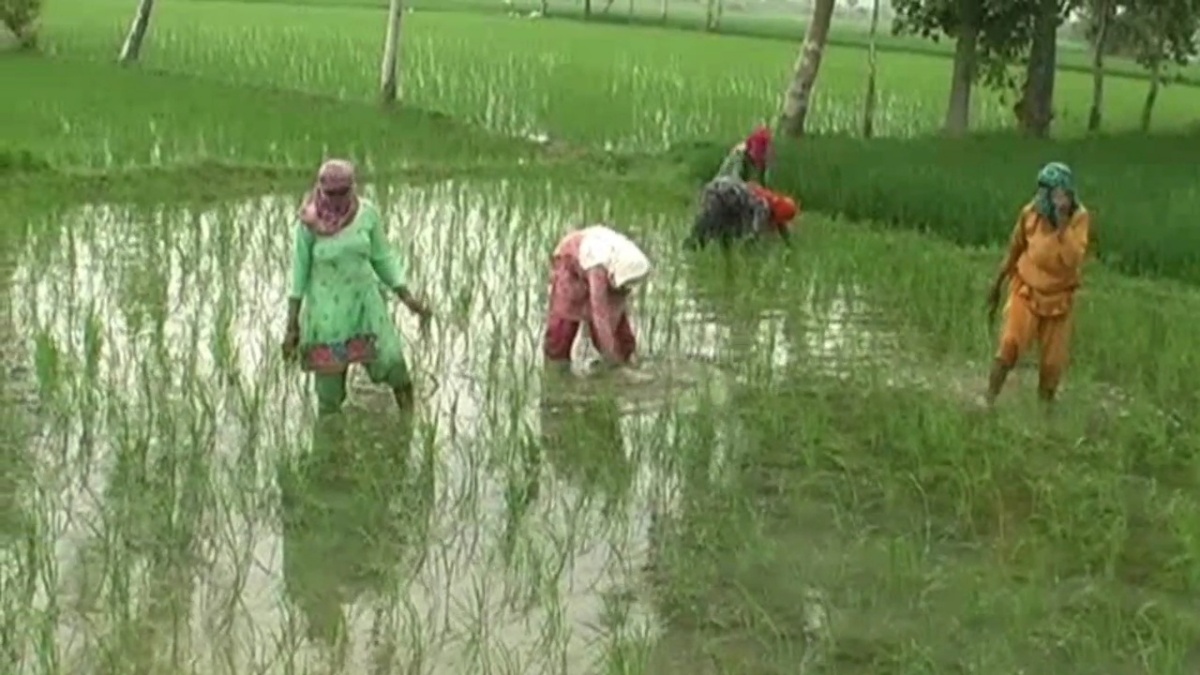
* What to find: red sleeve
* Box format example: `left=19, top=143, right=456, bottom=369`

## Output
left=585, top=266, right=621, bottom=362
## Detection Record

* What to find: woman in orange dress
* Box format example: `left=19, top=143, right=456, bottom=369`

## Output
left=985, top=162, right=1092, bottom=407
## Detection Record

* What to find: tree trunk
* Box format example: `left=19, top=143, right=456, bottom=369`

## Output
left=584, top=0, right=592, bottom=19
left=1017, top=0, right=1059, bottom=138
left=1140, top=48, right=1163, bottom=132
left=942, top=0, right=981, bottom=137
left=1087, top=0, right=1112, bottom=133
left=118, top=0, right=156, bottom=65
left=660, top=0, right=667, bottom=22
left=628, top=0, right=634, bottom=19
left=705, top=0, right=717, bottom=31
left=861, top=0, right=881, bottom=138
left=540, top=0, right=549, bottom=16
left=778, top=0, right=837, bottom=137
left=714, top=0, right=723, bottom=30
left=379, top=0, right=404, bottom=106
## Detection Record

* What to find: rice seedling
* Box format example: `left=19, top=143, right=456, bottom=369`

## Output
left=162, top=0, right=1200, bottom=87
left=1, top=166, right=1197, bottom=674
left=37, top=0, right=1200, bottom=148
left=0, top=54, right=534, bottom=172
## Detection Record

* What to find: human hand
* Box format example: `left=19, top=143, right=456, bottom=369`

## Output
left=985, top=284, right=1001, bottom=325
left=281, top=324, right=300, bottom=360
left=416, top=305, right=432, bottom=337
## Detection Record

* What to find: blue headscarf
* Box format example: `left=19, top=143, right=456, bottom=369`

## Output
left=1034, top=162, right=1076, bottom=227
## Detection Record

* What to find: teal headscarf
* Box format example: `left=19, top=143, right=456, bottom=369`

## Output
left=1034, top=161, right=1076, bottom=227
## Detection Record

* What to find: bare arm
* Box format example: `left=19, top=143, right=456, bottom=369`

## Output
left=367, top=209, right=430, bottom=317
left=777, top=224, right=792, bottom=247
left=585, top=267, right=623, bottom=365
left=395, top=286, right=431, bottom=317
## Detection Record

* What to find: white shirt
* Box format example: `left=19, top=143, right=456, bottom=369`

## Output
left=575, top=225, right=652, bottom=289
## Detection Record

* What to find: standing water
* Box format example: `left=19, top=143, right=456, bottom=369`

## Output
left=2, top=180, right=898, bottom=674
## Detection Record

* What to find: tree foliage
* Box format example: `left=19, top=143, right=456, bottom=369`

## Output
left=0, top=0, right=42, bottom=49
left=890, top=0, right=1084, bottom=90
left=1080, top=0, right=1200, bottom=67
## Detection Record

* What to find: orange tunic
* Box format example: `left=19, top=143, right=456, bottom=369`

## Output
left=995, top=202, right=1091, bottom=393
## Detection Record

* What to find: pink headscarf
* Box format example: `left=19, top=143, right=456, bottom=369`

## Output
left=744, top=126, right=772, bottom=171
left=299, top=159, right=359, bottom=236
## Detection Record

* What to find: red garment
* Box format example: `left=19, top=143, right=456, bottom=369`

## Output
left=748, top=183, right=799, bottom=232
left=543, top=315, right=637, bottom=362
left=544, top=230, right=638, bottom=364
left=744, top=126, right=772, bottom=171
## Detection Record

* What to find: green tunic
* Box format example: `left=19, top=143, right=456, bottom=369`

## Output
left=714, top=146, right=767, bottom=185
left=289, top=199, right=408, bottom=385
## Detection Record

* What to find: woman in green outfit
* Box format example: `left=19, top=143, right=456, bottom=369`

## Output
left=282, top=159, right=432, bottom=414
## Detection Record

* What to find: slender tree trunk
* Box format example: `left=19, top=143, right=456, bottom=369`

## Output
left=118, top=0, right=156, bottom=64
left=660, top=0, right=667, bottom=22
left=379, top=0, right=404, bottom=106
left=1017, top=0, right=1059, bottom=137
left=628, top=0, right=634, bottom=20
left=779, top=0, right=837, bottom=137
left=602, top=0, right=614, bottom=13
left=714, top=0, right=723, bottom=30
left=862, top=0, right=881, bottom=138
left=584, top=0, right=592, bottom=19
left=705, top=0, right=717, bottom=31
left=540, top=0, right=549, bottom=16
left=1140, top=46, right=1164, bottom=132
left=1087, top=0, right=1113, bottom=133
left=942, top=0, right=981, bottom=136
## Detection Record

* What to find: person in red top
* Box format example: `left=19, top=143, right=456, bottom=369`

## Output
left=684, top=178, right=799, bottom=250
left=715, top=125, right=773, bottom=185
left=749, top=182, right=799, bottom=238
left=543, top=224, right=652, bottom=369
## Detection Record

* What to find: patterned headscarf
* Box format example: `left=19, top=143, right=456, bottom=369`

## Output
left=299, top=159, right=360, bottom=236
left=1034, top=161, right=1076, bottom=227
left=744, top=125, right=772, bottom=172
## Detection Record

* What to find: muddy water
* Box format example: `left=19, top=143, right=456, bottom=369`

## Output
left=1, top=180, right=899, bottom=674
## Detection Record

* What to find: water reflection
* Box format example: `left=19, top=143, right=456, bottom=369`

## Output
left=4, top=179, right=895, bottom=674
left=0, top=225, right=28, bottom=547
left=539, top=372, right=634, bottom=520
left=279, top=411, right=430, bottom=659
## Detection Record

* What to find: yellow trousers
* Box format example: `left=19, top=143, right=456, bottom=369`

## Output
left=995, top=278, right=1075, bottom=394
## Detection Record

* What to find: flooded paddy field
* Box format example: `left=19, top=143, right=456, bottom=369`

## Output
left=2, top=177, right=1200, bottom=675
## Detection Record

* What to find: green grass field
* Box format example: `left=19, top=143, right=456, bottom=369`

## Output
left=29, top=0, right=1200, bottom=146
left=4, top=0, right=1200, bottom=673
left=188, top=0, right=1200, bottom=85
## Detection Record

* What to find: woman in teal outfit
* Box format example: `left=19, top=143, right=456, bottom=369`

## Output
left=282, top=159, right=432, bottom=414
